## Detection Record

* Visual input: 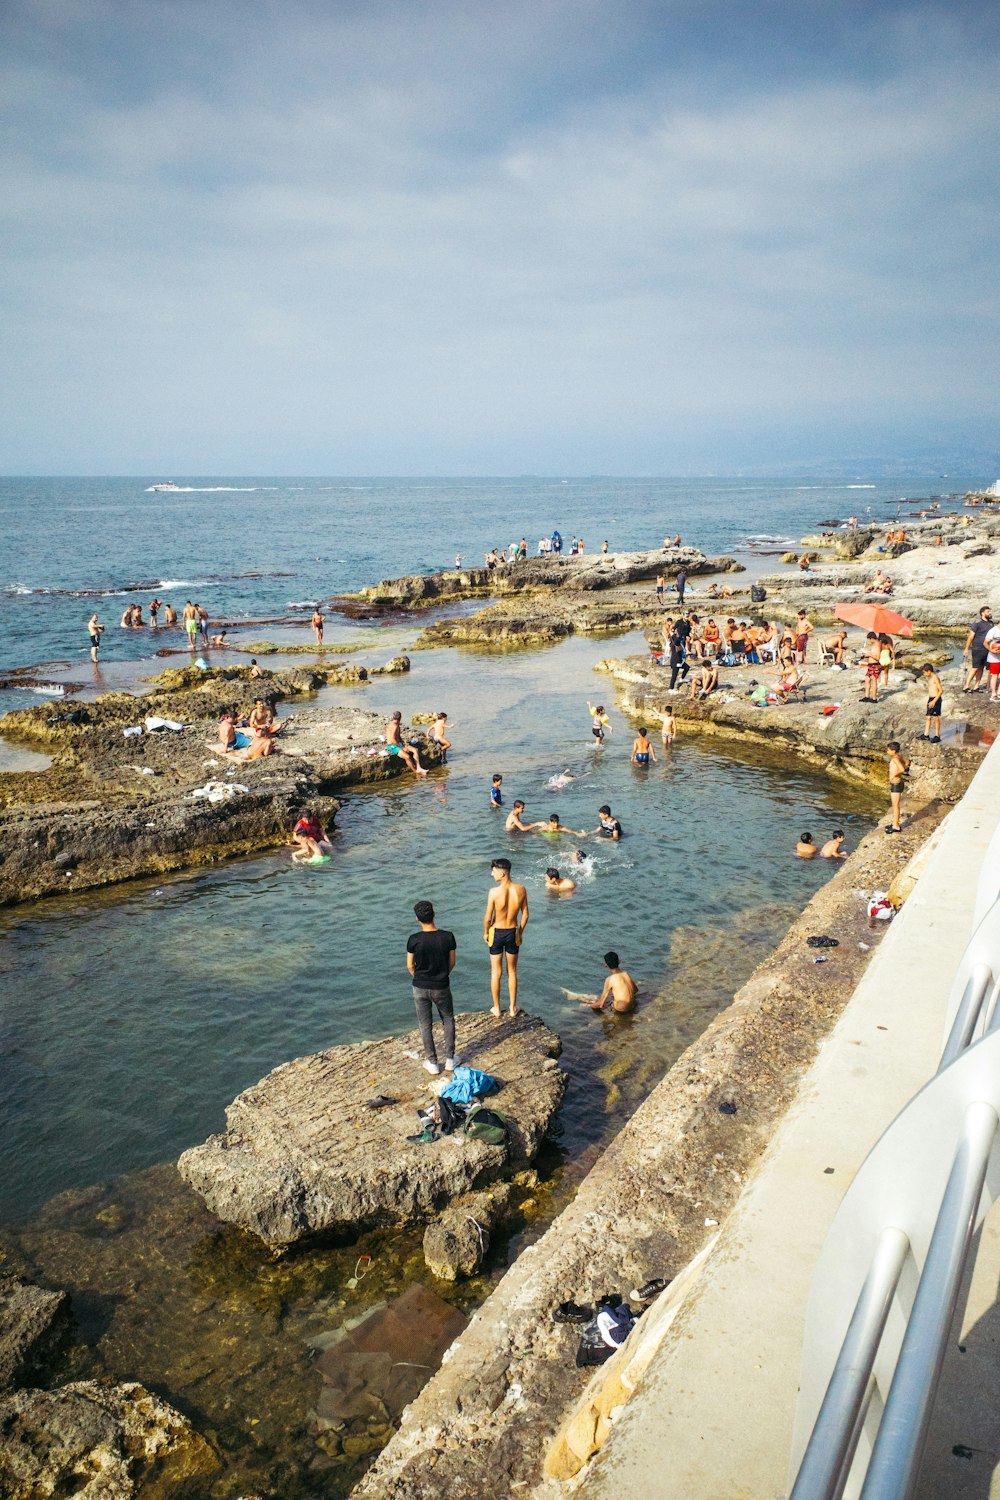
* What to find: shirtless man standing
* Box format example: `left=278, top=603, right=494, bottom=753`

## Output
left=583, top=952, right=637, bottom=1014
left=312, top=608, right=324, bottom=644
left=88, top=612, right=104, bottom=663
left=484, top=858, right=528, bottom=1018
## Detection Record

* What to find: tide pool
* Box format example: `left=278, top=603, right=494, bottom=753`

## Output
left=0, top=633, right=882, bottom=1224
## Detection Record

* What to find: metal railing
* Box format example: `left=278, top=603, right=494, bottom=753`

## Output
left=788, top=824, right=1000, bottom=1500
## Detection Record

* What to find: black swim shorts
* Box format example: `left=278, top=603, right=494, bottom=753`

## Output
left=972, top=648, right=987, bottom=669
left=926, top=696, right=942, bottom=716
left=489, top=926, right=519, bottom=956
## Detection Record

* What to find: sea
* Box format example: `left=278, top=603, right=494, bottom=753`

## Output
left=0, top=473, right=982, bottom=1497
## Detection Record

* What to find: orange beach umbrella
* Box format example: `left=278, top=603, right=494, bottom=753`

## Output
left=834, top=601, right=914, bottom=637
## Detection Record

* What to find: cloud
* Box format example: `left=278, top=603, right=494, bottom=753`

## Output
left=1, top=0, right=998, bottom=471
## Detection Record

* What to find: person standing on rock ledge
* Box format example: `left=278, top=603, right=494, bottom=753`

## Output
left=406, top=901, right=457, bottom=1076
left=484, top=858, right=528, bottom=1019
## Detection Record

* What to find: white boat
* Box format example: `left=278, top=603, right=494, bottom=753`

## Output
left=148, top=481, right=179, bottom=492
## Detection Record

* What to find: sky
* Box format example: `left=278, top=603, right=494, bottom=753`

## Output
left=2, top=0, right=998, bottom=476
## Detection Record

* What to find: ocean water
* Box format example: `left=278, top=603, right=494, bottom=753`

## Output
left=0, top=473, right=978, bottom=689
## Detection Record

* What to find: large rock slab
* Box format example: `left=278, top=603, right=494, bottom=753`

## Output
left=0, top=1380, right=218, bottom=1500
left=178, top=1012, right=566, bottom=1247
left=0, top=1275, right=72, bottom=1395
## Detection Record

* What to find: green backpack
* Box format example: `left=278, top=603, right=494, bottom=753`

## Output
left=464, top=1104, right=510, bottom=1147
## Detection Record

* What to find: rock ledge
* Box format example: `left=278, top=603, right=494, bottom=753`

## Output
left=178, top=1012, right=566, bottom=1247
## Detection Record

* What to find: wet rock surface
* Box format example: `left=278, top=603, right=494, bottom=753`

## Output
left=353, top=811, right=946, bottom=1500
left=0, top=1274, right=72, bottom=1395
left=179, top=1013, right=566, bottom=1247
left=0, top=1379, right=218, bottom=1500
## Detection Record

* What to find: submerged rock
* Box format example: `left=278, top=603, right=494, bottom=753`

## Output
left=178, top=1012, right=566, bottom=1247
left=0, top=1275, right=72, bottom=1394
left=422, top=1181, right=519, bottom=1280
left=0, top=1380, right=218, bottom=1500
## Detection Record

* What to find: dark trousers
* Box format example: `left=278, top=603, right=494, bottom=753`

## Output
left=669, top=658, right=689, bottom=690
left=413, top=987, right=455, bottom=1063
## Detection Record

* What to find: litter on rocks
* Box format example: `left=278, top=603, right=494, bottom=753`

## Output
left=123, top=725, right=143, bottom=737
left=867, top=890, right=895, bottom=922
left=807, top=935, right=840, bottom=948
left=145, top=715, right=184, bottom=732
left=189, top=780, right=249, bottom=803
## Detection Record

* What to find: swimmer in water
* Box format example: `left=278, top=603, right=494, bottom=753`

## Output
left=540, top=813, right=588, bottom=839
left=631, top=727, right=656, bottom=766
left=505, top=800, right=542, bottom=832
left=545, top=867, right=577, bottom=893
left=546, top=768, right=576, bottom=790
left=568, top=849, right=592, bottom=867
left=820, top=829, right=847, bottom=859
left=796, top=832, right=817, bottom=859
left=583, top=952, right=638, bottom=1014
left=290, top=807, right=334, bottom=860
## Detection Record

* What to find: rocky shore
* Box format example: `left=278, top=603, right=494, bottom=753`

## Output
left=338, top=546, right=741, bottom=648
left=0, top=659, right=435, bottom=906
left=178, top=1012, right=566, bottom=1260
left=0, top=1271, right=215, bottom=1500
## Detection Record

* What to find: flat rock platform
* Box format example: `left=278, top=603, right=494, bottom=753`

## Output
left=178, top=1011, right=566, bottom=1247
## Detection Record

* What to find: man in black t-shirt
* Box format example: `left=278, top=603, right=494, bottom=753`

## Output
left=406, top=901, right=457, bottom=1076
left=963, top=606, right=994, bottom=694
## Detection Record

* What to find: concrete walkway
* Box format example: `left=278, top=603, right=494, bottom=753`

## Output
left=579, top=739, right=1000, bottom=1500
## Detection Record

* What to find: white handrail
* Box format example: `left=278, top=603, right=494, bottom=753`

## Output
left=790, top=863, right=1000, bottom=1500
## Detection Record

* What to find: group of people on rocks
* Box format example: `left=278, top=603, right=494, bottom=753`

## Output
left=217, top=696, right=285, bottom=760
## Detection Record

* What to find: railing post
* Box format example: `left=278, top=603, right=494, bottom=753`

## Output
left=790, top=1226, right=909, bottom=1500
left=858, top=1099, right=998, bottom=1500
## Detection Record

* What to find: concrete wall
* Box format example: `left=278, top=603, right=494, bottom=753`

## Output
left=578, top=736, right=1000, bottom=1500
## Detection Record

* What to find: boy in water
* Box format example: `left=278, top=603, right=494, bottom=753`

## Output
left=821, top=830, right=847, bottom=859
left=582, top=952, right=637, bottom=1014
left=490, top=773, right=503, bottom=808
left=631, top=727, right=656, bottom=765
left=593, top=804, right=622, bottom=840
left=917, top=665, right=943, bottom=743
left=886, top=742, right=909, bottom=834
left=661, top=708, right=677, bottom=746
left=540, top=813, right=588, bottom=838
left=796, top=832, right=817, bottom=859
left=505, top=800, right=541, bottom=832
left=290, top=808, right=334, bottom=860
left=587, top=702, right=612, bottom=744
left=484, top=858, right=529, bottom=1018
left=545, top=867, right=576, bottom=893
left=430, top=711, right=452, bottom=761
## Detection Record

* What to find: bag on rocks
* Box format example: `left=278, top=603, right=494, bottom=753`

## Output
left=434, top=1096, right=466, bottom=1135
left=464, top=1105, right=510, bottom=1147
left=751, top=583, right=767, bottom=603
